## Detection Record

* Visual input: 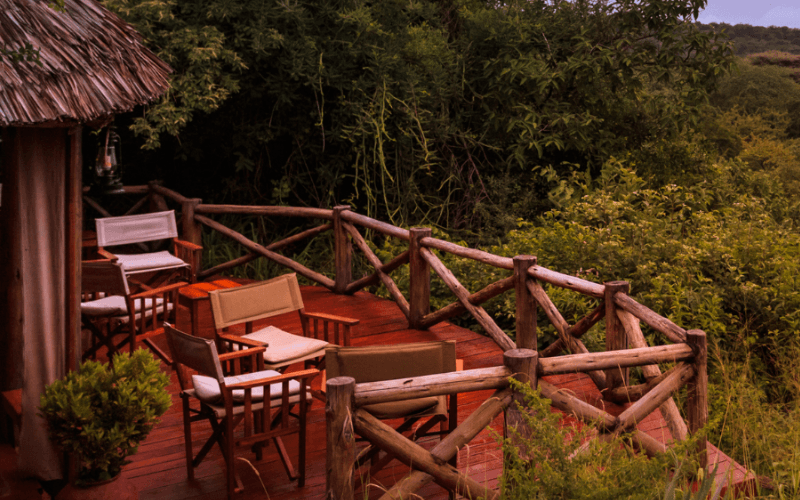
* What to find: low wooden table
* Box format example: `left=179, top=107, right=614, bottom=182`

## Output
left=177, top=279, right=241, bottom=339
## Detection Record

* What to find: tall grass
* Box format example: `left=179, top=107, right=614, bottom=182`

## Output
left=707, top=342, right=800, bottom=499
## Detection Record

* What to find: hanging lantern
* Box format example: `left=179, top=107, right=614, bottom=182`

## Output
left=93, top=126, right=124, bottom=195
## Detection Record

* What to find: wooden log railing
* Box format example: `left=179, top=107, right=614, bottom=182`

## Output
left=327, top=333, right=707, bottom=499
left=86, top=184, right=710, bottom=496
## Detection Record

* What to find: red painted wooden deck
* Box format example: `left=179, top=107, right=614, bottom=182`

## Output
left=123, top=286, right=754, bottom=499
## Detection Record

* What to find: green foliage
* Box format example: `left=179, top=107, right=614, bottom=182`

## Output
left=707, top=344, right=800, bottom=498
left=0, top=43, right=42, bottom=65
left=100, top=0, right=247, bottom=149
left=710, top=59, right=800, bottom=115
left=697, top=23, right=800, bottom=57
left=38, top=349, right=171, bottom=485
left=108, top=0, right=733, bottom=230
left=498, top=378, right=714, bottom=500
left=377, top=159, right=800, bottom=391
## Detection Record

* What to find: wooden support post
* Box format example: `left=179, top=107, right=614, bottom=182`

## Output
left=504, top=349, right=538, bottom=461
left=604, top=281, right=630, bottom=391
left=514, top=256, right=537, bottom=349
left=147, top=180, right=169, bottom=213
left=181, top=198, right=202, bottom=246
left=333, top=206, right=352, bottom=294
left=409, top=228, right=431, bottom=329
left=66, top=127, right=82, bottom=373
left=686, top=330, right=708, bottom=469
left=326, top=377, right=356, bottom=500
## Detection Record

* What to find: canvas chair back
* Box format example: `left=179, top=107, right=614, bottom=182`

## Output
left=208, top=273, right=304, bottom=330
left=165, top=325, right=226, bottom=386
left=326, top=341, right=457, bottom=383
left=82, top=260, right=130, bottom=297
left=95, top=210, right=179, bottom=247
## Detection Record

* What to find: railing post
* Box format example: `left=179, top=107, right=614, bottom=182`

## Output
left=147, top=180, right=168, bottom=212
left=514, top=255, right=537, bottom=349
left=333, top=205, right=352, bottom=294
left=409, top=227, right=431, bottom=329
left=604, top=281, right=630, bottom=391
left=686, top=330, right=708, bottom=469
left=504, top=349, right=539, bottom=461
left=181, top=198, right=202, bottom=246
left=326, top=376, right=356, bottom=500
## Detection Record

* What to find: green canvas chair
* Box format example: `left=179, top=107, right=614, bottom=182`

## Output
left=325, top=341, right=459, bottom=479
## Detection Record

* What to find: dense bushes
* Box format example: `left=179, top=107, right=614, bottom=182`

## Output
left=103, top=0, right=732, bottom=230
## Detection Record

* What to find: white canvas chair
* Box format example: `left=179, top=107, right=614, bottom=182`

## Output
left=81, top=260, right=185, bottom=364
left=164, top=324, right=317, bottom=499
left=95, top=210, right=202, bottom=286
left=208, top=273, right=358, bottom=373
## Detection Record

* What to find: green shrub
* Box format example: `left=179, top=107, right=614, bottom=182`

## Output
left=498, top=378, right=713, bottom=500
left=39, top=349, right=171, bottom=484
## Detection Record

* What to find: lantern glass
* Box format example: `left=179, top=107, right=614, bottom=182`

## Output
left=93, top=127, right=124, bottom=195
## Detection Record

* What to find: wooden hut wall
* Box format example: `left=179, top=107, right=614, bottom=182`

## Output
left=0, top=127, right=68, bottom=480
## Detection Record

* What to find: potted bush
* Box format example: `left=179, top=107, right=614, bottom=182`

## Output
left=39, top=348, right=171, bottom=499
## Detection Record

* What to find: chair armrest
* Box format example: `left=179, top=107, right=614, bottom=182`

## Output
left=226, top=368, right=320, bottom=391
left=96, top=248, right=118, bottom=261
left=174, top=238, right=203, bottom=251
left=173, top=239, right=202, bottom=283
left=300, top=311, right=358, bottom=346
left=130, top=281, right=187, bottom=300
left=301, top=311, right=359, bottom=326
left=218, top=346, right=267, bottom=363
left=218, top=334, right=266, bottom=349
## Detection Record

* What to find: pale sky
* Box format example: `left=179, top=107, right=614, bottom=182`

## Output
left=697, top=1, right=800, bottom=29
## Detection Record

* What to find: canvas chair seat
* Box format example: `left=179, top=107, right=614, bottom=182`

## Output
left=209, top=274, right=358, bottom=379
left=81, top=295, right=164, bottom=317
left=192, top=370, right=302, bottom=404
left=95, top=211, right=202, bottom=284
left=115, top=251, right=188, bottom=273
left=81, top=297, right=172, bottom=324
left=238, top=325, right=328, bottom=368
left=165, top=325, right=316, bottom=498
left=81, top=260, right=183, bottom=364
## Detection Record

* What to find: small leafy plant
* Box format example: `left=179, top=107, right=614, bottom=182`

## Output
left=39, top=349, right=171, bottom=485
left=498, top=378, right=720, bottom=500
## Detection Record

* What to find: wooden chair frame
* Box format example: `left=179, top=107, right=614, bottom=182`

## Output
left=81, top=260, right=184, bottom=364
left=95, top=210, right=202, bottom=286
left=208, top=273, right=359, bottom=375
left=165, top=324, right=318, bottom=499
left=326, top=341, right=459, bottom=480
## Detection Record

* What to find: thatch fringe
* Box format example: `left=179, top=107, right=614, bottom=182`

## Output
left=0, top=0, right=171, bottom=126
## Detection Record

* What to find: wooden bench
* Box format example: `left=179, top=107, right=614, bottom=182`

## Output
left=1, top=388, right=22, bottom=446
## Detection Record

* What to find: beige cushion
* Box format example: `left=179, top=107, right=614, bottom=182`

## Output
left=192, top=370, right=302, bottom=405
left=116, top=251, right=187, bottom=272
left=242, top=326, right=328, bottom=365
left=185, top=388, right=312, bottom=419
left=81, top=296, right=164, bottom=316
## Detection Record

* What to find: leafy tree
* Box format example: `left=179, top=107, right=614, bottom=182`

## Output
left=106, top=0, right=733, bottom=230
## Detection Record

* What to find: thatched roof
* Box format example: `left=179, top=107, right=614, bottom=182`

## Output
left=0, top=0, right=171, bottom=126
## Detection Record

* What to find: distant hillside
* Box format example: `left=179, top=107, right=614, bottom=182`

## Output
left=696, top=22, right=800, bottom=56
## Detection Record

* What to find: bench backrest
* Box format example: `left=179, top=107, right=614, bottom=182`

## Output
left=95, top=210, right=178, bottom=247
left=208, top=273, right=304, bottom=330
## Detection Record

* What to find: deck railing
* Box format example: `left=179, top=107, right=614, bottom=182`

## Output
left=83, top=183, right=709, bottom=500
